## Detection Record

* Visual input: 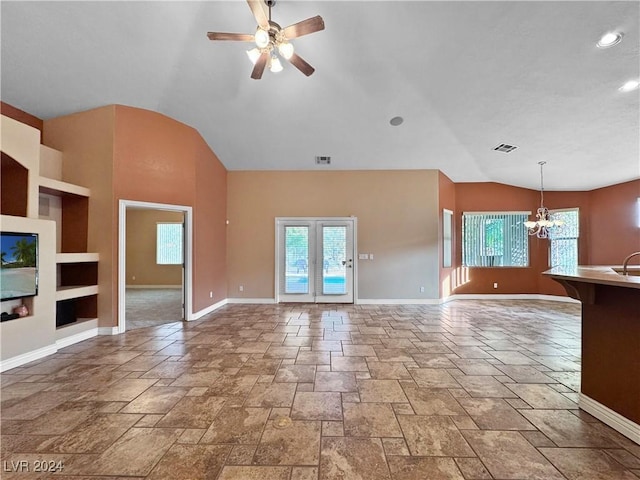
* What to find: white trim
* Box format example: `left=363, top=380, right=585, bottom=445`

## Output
left=442, top=293, right=579, bottom=304
left=125, top=285, right=182, bottom=289
left=0, top=344, right=58, bottom=373
left=358, top=298, right=443, bottom=305
left=118, top=200, right=193, bottom=334
left=55, top=328, right=98, bottom=349
left=98, top=326, right=120, bottom=335
left=579, top=393, right=640, bottom=445
left=191, top=299, right=228, bottom=320
left=226, top=298, right=276, bottom=304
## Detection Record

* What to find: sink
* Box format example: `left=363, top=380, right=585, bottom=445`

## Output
left=612, top=267, right=640, bottom=276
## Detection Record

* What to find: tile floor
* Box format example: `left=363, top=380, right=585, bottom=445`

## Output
left=2, top=300, right=640, bottom=479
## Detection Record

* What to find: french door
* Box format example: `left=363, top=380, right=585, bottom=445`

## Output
left=276, top=218, right=355, bottom=303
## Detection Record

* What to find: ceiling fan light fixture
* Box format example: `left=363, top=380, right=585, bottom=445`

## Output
left=597, top=31, right=623, bottom=48
left=255, top=28, right=270, bottom=48
left=246, top=47, right=261, bottom=64
left=269, top=55, right=283, bottom=73
left=278, top=41, right=294, bottom=60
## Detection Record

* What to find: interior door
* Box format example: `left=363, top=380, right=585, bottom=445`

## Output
left=277, top=218, right=355, bottom=303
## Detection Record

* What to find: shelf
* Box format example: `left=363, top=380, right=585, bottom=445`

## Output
left=55, top=285, right=98, bottom=301
left=56, top=317, right=98, bottom=335
left=56, top=253, right=99, bottom=263
left=39, top=176, right=90, bottom=197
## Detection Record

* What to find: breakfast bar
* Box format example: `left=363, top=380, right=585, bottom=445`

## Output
left=544, top=265, right=640, bottom=444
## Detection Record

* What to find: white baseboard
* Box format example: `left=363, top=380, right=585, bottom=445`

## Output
left=358, top=298, right=442, bottom=305
left=579, top=393, right=640, bottom=445
left=98, top=326, right=120, bottom=335
left=0, top=344, right=58, bottom=373
left=442, top=294, right=579, bottom=304
left=226, top=298, right=276, bottom=304
left=126, top=285, right=182, bottom=289
left=190, top=298, right=228, bottom=320
left=56, top=327, right=99, bottom=349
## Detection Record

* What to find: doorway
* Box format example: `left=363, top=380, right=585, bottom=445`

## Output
left=118, top=200, right=193, bottom=333
left=275, top=218, right=356, bottom=303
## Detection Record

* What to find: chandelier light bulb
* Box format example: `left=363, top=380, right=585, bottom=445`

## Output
left=619, top=80, right=639, bottom=92
left=269, top=55, right=283, bottom=73
left=246, top=48, right=261, bottom=65
left=278, top=42, right=294, bottom=60
left=597, top=31, right=623, bottom=48
left=255, top=28, right=270, bottom=48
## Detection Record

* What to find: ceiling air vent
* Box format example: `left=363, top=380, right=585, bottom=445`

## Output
left=315, top=156, right=331, bottom=165
left=493, top=143, right=518, bottom=153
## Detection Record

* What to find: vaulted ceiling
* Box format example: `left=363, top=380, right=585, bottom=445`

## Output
left=2, top=1, right=638, bottom=190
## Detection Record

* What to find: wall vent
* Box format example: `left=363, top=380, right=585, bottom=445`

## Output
left=315, top=156, right=331, bottom=165
left=493, top=143, right=518, bottom=153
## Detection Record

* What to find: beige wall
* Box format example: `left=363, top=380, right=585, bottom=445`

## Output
left=126, top=209, right=183, bottom=286
left=227, top=170, right=440, bottom=300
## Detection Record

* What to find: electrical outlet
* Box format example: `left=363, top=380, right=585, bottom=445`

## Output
left=493, top=282, right=498, bottom=289
left=239, top=285, right=244, bottom=292
left=369, top=254, right=374, bottom=260
left=209, top=291, right=213, bottom=298
left=420, top=286, right=425, bottom=293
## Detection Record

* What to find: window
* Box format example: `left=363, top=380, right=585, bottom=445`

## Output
left=156, top=222, right=183, bottom=265
left=549, top=208, right=579, bottom=268
left=462, top=212, right=529, bottom=267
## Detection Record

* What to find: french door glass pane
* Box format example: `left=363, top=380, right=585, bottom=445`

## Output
left=285, top=226, right=309, bottom=294
left=322, top=226, right=346, bottom=295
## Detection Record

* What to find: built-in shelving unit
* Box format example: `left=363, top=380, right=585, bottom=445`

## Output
left=55, top=285, right=99, bottom=302
left=39, top=176, right=90, bottom=197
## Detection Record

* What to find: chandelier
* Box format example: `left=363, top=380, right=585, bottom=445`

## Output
left=524, top=161, right=564, bottom=238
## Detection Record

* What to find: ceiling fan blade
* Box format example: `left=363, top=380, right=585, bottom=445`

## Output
left=207, top=32, right=254, bottom=42
left=251, top=51, right=269, bottom=79
left=287, top=52, right=315, bottom=76
left=283, top=15, right=325, bottom=39
left=246, top=0, right=270, bottom=30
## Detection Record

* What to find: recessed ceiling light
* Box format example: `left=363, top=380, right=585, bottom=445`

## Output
left=619, top=80, right=639, bottom=92
left=597, top=31, right=623, bottom=48
left=390, top=116, right=404, bottom=126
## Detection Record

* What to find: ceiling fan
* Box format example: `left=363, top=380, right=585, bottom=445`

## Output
left=207, top=0, right=325, bottom=80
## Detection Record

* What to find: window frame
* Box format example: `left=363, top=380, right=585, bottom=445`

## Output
left=548, top=207, right=579, bottom=268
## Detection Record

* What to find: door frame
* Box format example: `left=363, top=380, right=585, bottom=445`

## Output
left=274, top=217, right=358, bottom=304
left=118, top=199, right=193, bottom=333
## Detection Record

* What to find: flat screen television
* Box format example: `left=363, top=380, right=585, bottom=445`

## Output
left=1, top=232, right=39, bottom=301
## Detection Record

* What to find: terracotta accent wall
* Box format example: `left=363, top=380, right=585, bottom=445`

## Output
left=227, top=170, right=440, bottom=300
left=1, top=101, right=43, bottom=133
left=126, top=209, right=183, bottom=286
left=113, top=106, right=227, bottom=315
left=43, top=106, right=116, bottom=327
left=438, top=171, right=456, bottom=297
left=588, top=180, right=640, bottom=265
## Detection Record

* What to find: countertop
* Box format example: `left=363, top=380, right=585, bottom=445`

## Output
left=543, top=265, right=640, bottom=290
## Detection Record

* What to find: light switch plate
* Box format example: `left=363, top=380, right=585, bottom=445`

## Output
left=358, top=253, right=368, bottom=260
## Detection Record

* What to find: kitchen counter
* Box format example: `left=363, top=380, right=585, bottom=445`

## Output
left=544, top=265, right=640, bottom=445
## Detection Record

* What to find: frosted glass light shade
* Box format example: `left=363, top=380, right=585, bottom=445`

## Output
left=246, top=48, right=261, bottom=65
left=269, top=56, right=283, bottom=73
left=278, top=42, right=294, bottom=60
left=255, top=29, right=270, bottom=48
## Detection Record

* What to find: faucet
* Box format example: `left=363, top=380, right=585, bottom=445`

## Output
left=622, top=252, right=640, bottom=275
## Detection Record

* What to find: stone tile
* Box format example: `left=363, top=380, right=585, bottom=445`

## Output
left=521, top=409, right=616, bottom=447
left=456, top=375, right=516, bottom=398
left=156, top=395, right=226, bottom=428
left=265, top=346, right=299, bottom=359
left=496, top=365, right=556, bottom=383
left=463, top=430, right=564, bottom=480
left=507, top=383, right=577, bottom=409
left=245, top=383, right=297, bottom=407
left=296, top=352, right=331, bottom=365
left=409, top=369, right=460, bottom=389
left=322, top=421, right=344, bottom=436
left=206, top=375, right=259, bottom=396
left=358, top=380, right=408, bottom=403
left=50, top=413, right=142, bottom=453
left=374, top=349, right=415, bottom=362
left=200, top=407, right=270, bottom=444
left=238, top=359, right=282, bottom=375
left=218, top=466, right=291, bottom=480
left=489, top=350, right=538, bottom=365
left=313, top=341, right=343, bottom=352
left=292, top=466, right=319, bottom=480
left=342, top=345, right=377, bottom=357
left=274, top=365, right=316, bottom=383
left=120, top=386, right=187, bottom=414
left=291, top=392, right=343, bottom=421
left=452, top=358, right=503, bottom=376
left=343, top=402, right=403, bottom=437
left=454, top=457, right=492, bottom=480
left=382, top=438, right=410, bottom=456
left=387, top=456, right=465, bottom=480
left=367, top=361, right=412, bottom=379
left=1, top=391, right=77, bottom=420
left=520, top=430, right=556, bottom=447
left=457, top=397, right=536, bottom=430
left=402, top=384, right=466, bottom=416
left=147, top=444, right=231, bottom=479
left=227, top=445, right=257, bottom=465
left=331, top=356, right=369, bottom=372
left=18, top=401, right=98, bottom=435
left=398, top=415, right=474, bottom=457
left=315, top=372, right=357, bottom=392
left=604, top=449, right=640, bottom=469
left=540, top=448, right=638, bottom=480
left=320, top=437, right=391, bottom=480
left=177, top=428, right=206, bottom=444
left=169, top=369, right=222, bottom=387
left=135, top=414, right=164, bottom=427
left=253, top=420, right=321, bottom=465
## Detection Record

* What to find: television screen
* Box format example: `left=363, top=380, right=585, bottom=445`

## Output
left=1, top=232, right=39, bottom=301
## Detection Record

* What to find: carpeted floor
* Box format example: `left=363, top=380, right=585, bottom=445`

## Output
left=125, top=287, right=183, bottom=330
